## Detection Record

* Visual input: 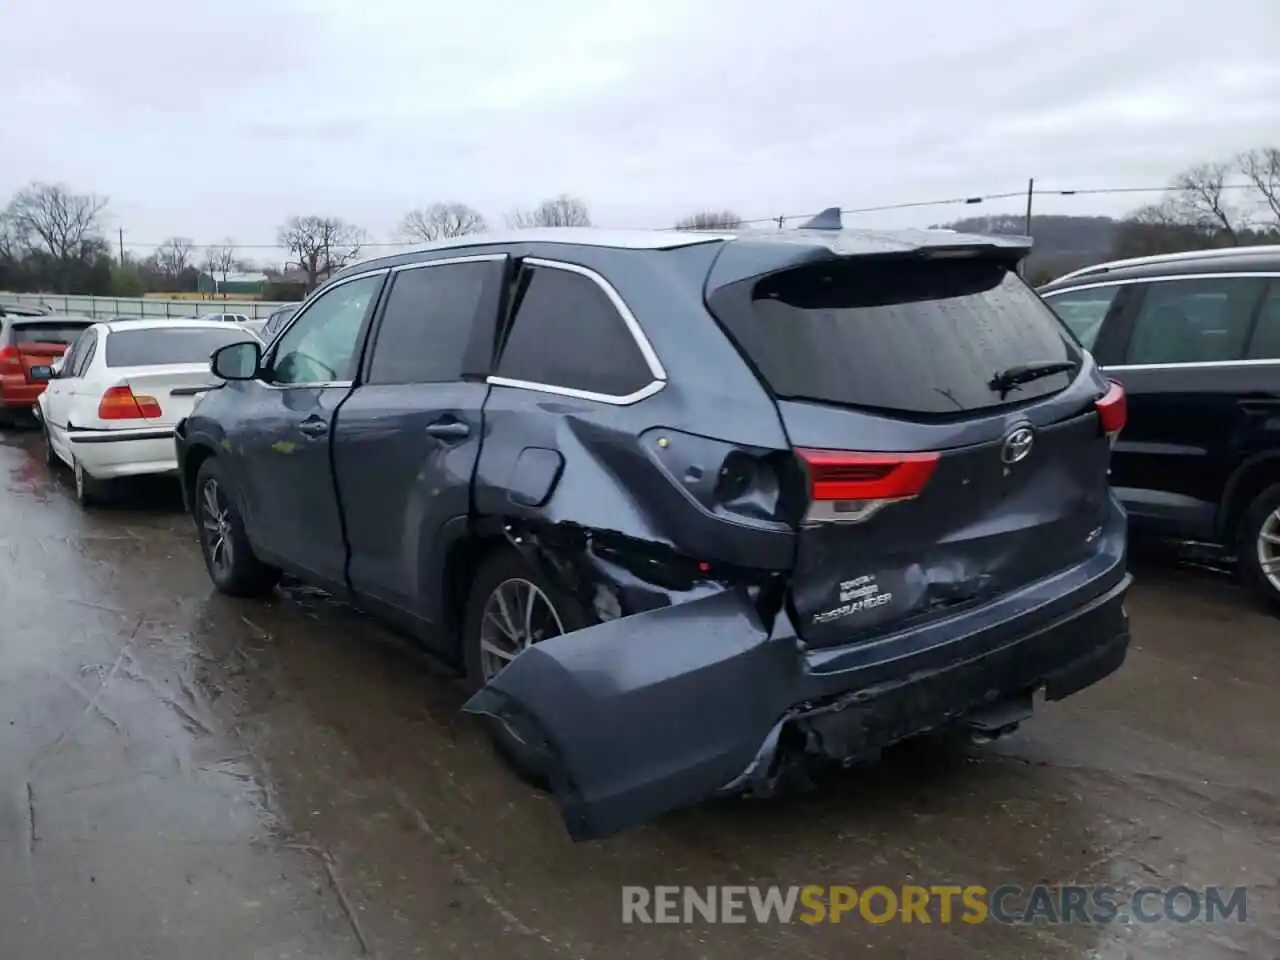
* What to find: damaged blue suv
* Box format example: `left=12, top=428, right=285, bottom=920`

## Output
left=175, top=215, right=1132, bottom=841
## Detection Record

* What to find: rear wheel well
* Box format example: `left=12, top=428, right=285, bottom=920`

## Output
left=441, top=534, right=507, bottom=652
left=182, top=443, right=216, bottom=513
left=1221, top=458, right=1280, bottom=543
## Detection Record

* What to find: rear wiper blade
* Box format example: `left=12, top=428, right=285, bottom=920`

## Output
left=988, top=360, right=1076, bottom=398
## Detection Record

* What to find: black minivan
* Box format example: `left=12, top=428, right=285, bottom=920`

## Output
left=1040, top=245, right=1280, bottom=609
left=177, top=219, right=1132, bottom=840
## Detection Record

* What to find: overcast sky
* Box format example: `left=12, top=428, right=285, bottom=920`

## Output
left=2, top=0, right=1278, bottom=262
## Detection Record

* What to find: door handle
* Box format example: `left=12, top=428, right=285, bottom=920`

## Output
left=299, top=417, right=329, bottom=438
left=425, top=419, right=471, bottom=440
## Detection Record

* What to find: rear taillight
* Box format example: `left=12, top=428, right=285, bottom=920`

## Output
left=794, top=448, right=939, bottom=525
left=1095, top=381, right=1126, bottom=444
left=98, top=386, right=162, bottom=420
left=0, top=346, right=21, bottom=370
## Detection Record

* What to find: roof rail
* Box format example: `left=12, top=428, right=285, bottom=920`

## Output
left=1055, top=243, right=1280, bottom=283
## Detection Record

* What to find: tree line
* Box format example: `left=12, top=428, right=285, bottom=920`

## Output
left=4, top=146, right=1275, bottom=297
left=0, top=188, right=623, bottom=297
left=1109, top=145, right=1280, bottom=259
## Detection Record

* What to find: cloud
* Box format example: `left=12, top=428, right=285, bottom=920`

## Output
left=1, top=0, right=1277, bottom=256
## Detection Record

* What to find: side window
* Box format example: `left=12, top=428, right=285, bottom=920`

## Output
left=366, top=261, right=489, bottom=385
left=493, top=265, right=653, bottom=397
left=74, top=331, right=98, bottom=377
left=1125, top=276, right=1266, bottom=365
left=269, top=275, right=382, bottom=385
left=59, top=331, right=87, bottom=376
left=1245, top=280, right=1280, bottom=360
left=1042, top=286, right=1118, bottom=350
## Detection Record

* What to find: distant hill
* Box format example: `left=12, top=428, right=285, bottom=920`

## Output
left=935, top=215, right=1120, bottom=284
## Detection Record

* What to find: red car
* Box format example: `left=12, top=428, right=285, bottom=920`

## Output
left=0, top=313, right=95, bottom=423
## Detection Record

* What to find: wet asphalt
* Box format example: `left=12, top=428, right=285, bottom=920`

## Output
left=0, top=427, right=1276, bottom=960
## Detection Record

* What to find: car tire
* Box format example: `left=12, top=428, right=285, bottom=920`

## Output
left=462, top=546, right=596, bottom=789
left=194, top=457, right=281, bottom=598
left=1236, top=482, right=1280, bottom=613
left=43, top=420, right=58, bottom=470
left=72, top=456, right=105, bottom=507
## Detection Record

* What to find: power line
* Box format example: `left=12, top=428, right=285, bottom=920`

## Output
left=120, top=181, right=1264, bottom=251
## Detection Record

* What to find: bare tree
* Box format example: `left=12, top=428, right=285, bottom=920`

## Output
left=507, top=194, right=591, bottom=229
left=5, top=182, right=107, bottom=262
left=1237, top=147, right=1280, bottom=226
left=1168, top=163, right=1245, bottom=242
left=399, top=202, right=487, bottom=242
left=674, top=209, right=743, bottom=230
left=154, top=236, right=194, bottom=277
left=277, top=215, right=365, bottom=290
left=0, top=213, right=19, bottom=263
left=202, top=241, right=239, bottom=296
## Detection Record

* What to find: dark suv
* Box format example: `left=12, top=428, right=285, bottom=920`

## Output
left=1039, top=245, right=1280, bottom=608
left=176, top=221, right=1132, bottom=840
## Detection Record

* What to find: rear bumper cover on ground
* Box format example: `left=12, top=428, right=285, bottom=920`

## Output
left=465, top=515, right=1132, bottom=842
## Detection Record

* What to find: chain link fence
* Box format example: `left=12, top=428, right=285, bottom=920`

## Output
left=0, top=292, right=288, bottom=320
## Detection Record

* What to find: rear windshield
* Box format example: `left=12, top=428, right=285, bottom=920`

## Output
left=105, top=327, right=253, bottom=367
left=719, top=258, right=1081, bottom=416
left=8, top=321, right=92, bottom=346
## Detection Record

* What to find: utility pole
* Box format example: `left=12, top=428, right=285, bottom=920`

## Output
left=1019, top=178, right=1034, bottom=278
left=118, top=228, right=125, bottom=266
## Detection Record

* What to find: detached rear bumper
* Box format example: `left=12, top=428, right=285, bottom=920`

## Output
left=465, top=519, right=1131, bottom=842
left=727, top=575, right=1129, bottom=796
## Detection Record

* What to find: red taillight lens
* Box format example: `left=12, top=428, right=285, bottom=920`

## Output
left=98, top=386, right=162, bottom=420
left=1095, top=381, right=1126, bottom=443
left=794, top=448, right=939, bottom=525
left=0, top=346, right=21, bottom=370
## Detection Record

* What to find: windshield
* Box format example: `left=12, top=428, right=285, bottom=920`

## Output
left=713, top=257, right=1081, bottom=417
left=105, top=327, right=254, bottom=367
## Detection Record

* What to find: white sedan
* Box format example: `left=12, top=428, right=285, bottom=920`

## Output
left=34, top=319, right=259, bottom=506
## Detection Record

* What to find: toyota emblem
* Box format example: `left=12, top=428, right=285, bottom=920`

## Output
left=1001, top=426, right=1035, bottom=465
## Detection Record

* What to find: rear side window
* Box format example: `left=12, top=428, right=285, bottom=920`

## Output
left=495, top=264, right=652, bottom=397
left=1042, top=286, right=1119, bottom=350
left=74, top=331, right=98, bottom=376
left=105, top=327, right=254, bottom=367
left=715, top=258, right=1080, bottom=416
left=1125, top=276, right=1265, bottom=365
left=367, top=261, right=488, bottom=384
left=1245, top=280, right=1280, bottom=360
left=8, top=321, right=92, bottom=346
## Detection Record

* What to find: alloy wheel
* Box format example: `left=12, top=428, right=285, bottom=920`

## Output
left=1257, top=507, right=1280, bottom=595
left=201, top=478, right=235, bottom=579
left=478, top=577, right=566, bottom=681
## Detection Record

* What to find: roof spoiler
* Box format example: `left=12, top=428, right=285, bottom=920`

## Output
left=798, top=207, right=843, bottom=230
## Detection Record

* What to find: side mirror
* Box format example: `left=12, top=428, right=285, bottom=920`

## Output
left=50, top=358, right=64, bottom=375
left=28, top=365, right=53, bottom=381
left=211, top=340, right=262, bottom=381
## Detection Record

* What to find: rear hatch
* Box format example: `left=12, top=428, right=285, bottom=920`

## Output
left=706, top=251, right=1119, bottom=648
left=100, top=325, right=255, bottom=426
left=4, top=319, right=92, bottom=381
